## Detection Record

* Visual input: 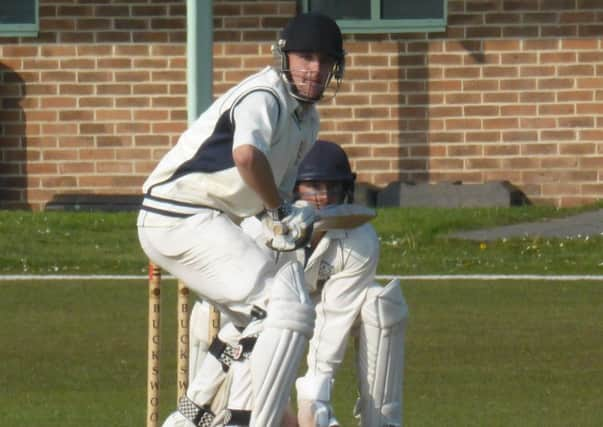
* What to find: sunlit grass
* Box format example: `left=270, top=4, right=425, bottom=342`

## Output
left=1, top=203, right=602, bottom=275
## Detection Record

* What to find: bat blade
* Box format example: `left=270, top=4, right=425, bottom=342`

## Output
left=313, top=204, right=376, bottom=231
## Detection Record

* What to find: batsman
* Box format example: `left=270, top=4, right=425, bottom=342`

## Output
left=188, top=141, right=409, bottom=427
left=137, top=12, right=346, bottom=427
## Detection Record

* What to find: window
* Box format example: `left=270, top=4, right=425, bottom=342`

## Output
left=0, top=0, right=39, bottom=37
left=301, top=0, right=447, bottom=33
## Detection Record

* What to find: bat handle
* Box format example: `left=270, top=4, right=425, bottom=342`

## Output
left=208, top=304, right=220, bottom=342
left=272, top=221, right=289, bottom=235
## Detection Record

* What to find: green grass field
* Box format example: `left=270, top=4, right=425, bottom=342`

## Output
left=1, top=206, right=602, bottom=426
left=1, top=279, right=601, bottom=426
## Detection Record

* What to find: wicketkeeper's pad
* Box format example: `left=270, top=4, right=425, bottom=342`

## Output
left=354, top=279, right=408, bottom=427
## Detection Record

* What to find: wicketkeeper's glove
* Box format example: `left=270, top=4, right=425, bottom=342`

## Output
left=261, top=200, right=315, bottom=252
left=296, top=374, right=339, bottom=427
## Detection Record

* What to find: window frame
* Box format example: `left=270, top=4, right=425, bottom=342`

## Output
left=0, top=0, right=39, bottom=37
left=300, top=0, right=447, bottom=34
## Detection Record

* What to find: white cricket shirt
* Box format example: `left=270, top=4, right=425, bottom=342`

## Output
left=141, top=67, right=319, bottom=221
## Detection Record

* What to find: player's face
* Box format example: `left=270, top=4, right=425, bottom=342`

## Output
left=287, top=51, right=335, bottom=102
left=297, top=180, right=345, bottom=209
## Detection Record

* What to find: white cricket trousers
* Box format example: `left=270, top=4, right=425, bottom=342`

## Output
left=137, top=209, right=276, bottom=326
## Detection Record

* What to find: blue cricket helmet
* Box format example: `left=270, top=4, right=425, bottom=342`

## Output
left=296, top=140, right=356, bottom=202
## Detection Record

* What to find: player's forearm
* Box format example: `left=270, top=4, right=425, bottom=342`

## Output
left=233, top=144, right=282, bottom=209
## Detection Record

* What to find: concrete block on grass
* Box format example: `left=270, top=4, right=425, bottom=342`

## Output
left=377, top=181, right=529, bottom=208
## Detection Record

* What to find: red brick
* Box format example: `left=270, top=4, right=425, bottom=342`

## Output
left=502, top=131, right=538, bottom=142
left=577, top=78, right=603, bottom=89
left=539, top=78, right=574, bottom=90
left=42, top=124, right=79, bottom=136
left=540, top=52, right=577, bottom=63
left=77, top=149, right=114, bottom=162
left=505, top=158, right=542, bottom=169
left=578, top=51, right=603, bottom=62
left=448, top=145, right=482, bottom=156
left=523, top=39, right=559, bottom=50
left=558, top=117, right=594, bottom=128
left=542, top=25, right=578, bottom=37
left=42, top=149, right=79, bottom=161
left=467, top=27, right=502, bottom=38
left=484, top=92, right=519, bottom=103
left=579, top=24, right=603, bottom=37
left=538, top=104, right=575, bottom=115
left=96, top=110, right=132, bottom=121
left=60, top=32, right=94, bottom=43
left=581, top=183, right=603, bottom=195
left=463, top=79, right=498, bottom=92
left=520, top=117, right=557, bottom=128
left=80, top=123, right=113, bottom=135
left=97, top=84, right=132, bottom=95
left=541, top=158, right=579, bottom=169
left=519, top=92, right=555, bottom=102
left=430, top=106, right=463, bottom=118
left=524, top=12, right=558, bottom=23
left=445, top=67, right=480, bottom=78
left=59, top=162, right=95, bottom=174
left=464, top=106, right=499, bottom=116
left=501, top=53, right=538, bottom=64
left=483, top=66, right=518, bottom=78
left=484, top=144, right=519, bottom=156
left=466, top=158, right=501, bottom=169
left=115, top=18, right=148, bottom=30
left=60, top=84, right=94, bottom=95
left=466, top=131, right=501, bottom=142
left=559, top=142, right=596, bottom=154
left=98, top=136, right=133, bottom=147
left=77, top=45, right=113, bottom=56
left=557, top=91, right=594, bottom=101
left=542, top=183, right=581, bottom=197
left=483, top=118, right=520, bottom=129
left=59, top=136, right=94, bottom=148
left=500, top=79, right=536, bottom=90
left=446, top=118, right=482, bottom=130
left=97, top=162, right=134, bottom=174
left=429, top=158, right=464, bottom=169
left=41, top=97, right=77, bottom=109
left=59, top=110, right=94, bottom=121
left=2, top=46, right=38, bottom=57
left=560, top=12, right=596, bottom=24
left=115, top=45, right=150, bottom=56
left=42, top=176, right=78, bottom=188
left=445, top=93, right=481, bottom=104
left=580, top=130, right=603, bottom=140
left=541, top=130, right=576, bottom=140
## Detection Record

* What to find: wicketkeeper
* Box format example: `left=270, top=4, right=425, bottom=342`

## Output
left=137, top=12, right=346, bottom=427
left=188, top=141, right=409, bottom=427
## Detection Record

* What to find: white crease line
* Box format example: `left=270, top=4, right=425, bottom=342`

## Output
left=378, top=274, right=603, bottom=281
left=1, top=274, right=603, bottom=281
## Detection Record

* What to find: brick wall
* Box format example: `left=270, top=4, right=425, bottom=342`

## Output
left=1, top=0, right=602, bottom=209
left=0, top=0, right=188, bottom=209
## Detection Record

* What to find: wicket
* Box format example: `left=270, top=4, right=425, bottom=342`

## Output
left=146, top=262, right=191, bottom=427
left=147, top=262, right=162, bottom=427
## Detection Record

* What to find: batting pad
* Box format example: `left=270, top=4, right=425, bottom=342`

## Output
left=355, top=279, right=408, bottom=427
left=187, top=322, right=244, bottom=409
left=249, top=260, right=315, bottom=426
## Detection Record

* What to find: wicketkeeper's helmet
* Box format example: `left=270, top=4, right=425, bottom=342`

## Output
left=274, top=12, right=345, bottom=103
left=295, top=140, right=356, bottom=203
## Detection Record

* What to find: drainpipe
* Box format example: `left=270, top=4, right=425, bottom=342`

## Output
left=186, top=0, right=213, bottom=124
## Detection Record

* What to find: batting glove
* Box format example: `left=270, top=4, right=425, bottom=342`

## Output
left=262, top=200, right=316, bottom=252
